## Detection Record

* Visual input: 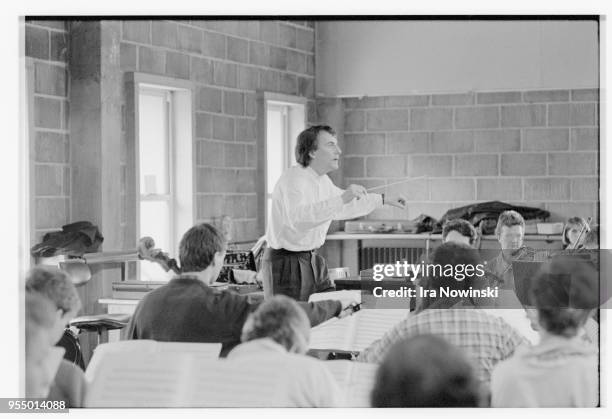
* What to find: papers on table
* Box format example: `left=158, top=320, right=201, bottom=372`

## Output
left=309, top=308, right=409, bottom=352
left=85, top=340, right=222, bottom=383
left=84, top=352, right=288, bottom=408
left=308, top=290, right=361, bottom=306
left=325, top=360, right=378, bottom=407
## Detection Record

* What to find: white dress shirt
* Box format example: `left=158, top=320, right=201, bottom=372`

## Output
left=228, top=338, right=344, bottom=407
left=266, top=165, right=383, bottom=251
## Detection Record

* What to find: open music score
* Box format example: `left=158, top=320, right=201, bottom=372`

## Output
left=308, top=309, right=410, bottom=353
left=84, top=341, right=222, bottom=383
left=85, top=351, right=290, bottom=407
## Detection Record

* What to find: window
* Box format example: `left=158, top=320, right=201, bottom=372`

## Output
left=138, top=88, right=174, bottom=280
left=264, top=96, right=306, bottom=224
left=130, top=75, right=194, bottom=281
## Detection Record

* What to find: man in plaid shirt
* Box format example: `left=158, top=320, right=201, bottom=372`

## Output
left=358, top=242, right=530, bottom=386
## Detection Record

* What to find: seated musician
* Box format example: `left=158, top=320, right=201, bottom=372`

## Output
left=127, top=223, right=352, bottom=357
left=25, top=266, right=86, bottom=407
left=442, top=218, right=478, bottom=247
left=485, top=210, right=536, bottom=292
left=491, top=258, right=599, bottom=407
left=228, top=295, right=342, bottom=407
left=526, top=226, right=600, bottom=345
left=414, top=219, right=479, bottom=311
left=358, top=242, right=529, bottom=388
left=25, top=292, right=65, bottom=399
left=562, top=216, right=590, bottom=250
left=371, top=335, right=481, bottom=407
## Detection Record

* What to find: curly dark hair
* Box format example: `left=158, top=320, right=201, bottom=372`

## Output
left=179, top=223, right=226, bottom=273
left=371, top=334, right=480, bottom=407
left=442, top=219, right=478, bottom=245
left=295, top=125, right=336, bottom=167
left=419, top=242, right=485, bottom=311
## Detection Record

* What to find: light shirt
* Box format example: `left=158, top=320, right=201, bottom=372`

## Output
left=266, top=165, right=383, bottom=251
left=491, top=335, right=599, bottom=407
left=357, top=308, right=528, bottom=386
left=228, top=338, right=344, bottom=407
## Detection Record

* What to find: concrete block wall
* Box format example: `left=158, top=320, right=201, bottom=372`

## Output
left=118, top=19, right=316, bottom=242
left=26, top=20, right=70, bottom=244
left=337, top=90, right=599, bottom=222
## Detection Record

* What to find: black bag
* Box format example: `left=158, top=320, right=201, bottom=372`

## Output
left=433, top=201, right=550, bottom=235
left=56, top=329, right=85, bottom=371
left=30, top=221, right=104, bottom=258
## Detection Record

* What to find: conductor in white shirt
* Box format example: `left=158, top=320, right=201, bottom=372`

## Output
left=262, top=125, right=407, bottom=301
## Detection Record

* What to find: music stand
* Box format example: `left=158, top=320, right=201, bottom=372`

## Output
left=512, top=261, right=544, bottom=307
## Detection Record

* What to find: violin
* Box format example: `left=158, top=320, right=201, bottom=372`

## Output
left=567, top=217, right=592, bottom=250
left=137, top=236, right=181, bottom=275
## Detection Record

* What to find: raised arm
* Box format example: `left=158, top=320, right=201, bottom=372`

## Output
left=297, top=300, right=342, bottom=327
left=330, top=183, right=383, bottom=220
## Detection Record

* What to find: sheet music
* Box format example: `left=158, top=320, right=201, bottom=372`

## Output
left=309, top=309, right=409, bottom=352
left=86, top=351, right=302, bottom=407
left=85, top=340, right=221, bottom=383
left=324, top=360, right=378, bottom=407
left=309, top=316, right=356, bottom=351
left=84, top=352, right=191, bottom=407
left=308, top=290, right=361, bottom=306
left=185, top=359, right=284, bottom=407
left=351, top=309, right=408, bottom=352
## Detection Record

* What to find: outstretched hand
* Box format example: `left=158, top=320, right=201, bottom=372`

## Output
left=336, top=299, right=361, bottom=318
left=385, top=194, right=407, bottom=209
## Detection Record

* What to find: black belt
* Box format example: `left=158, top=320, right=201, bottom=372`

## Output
left=267, top=248, right=317, bottom=257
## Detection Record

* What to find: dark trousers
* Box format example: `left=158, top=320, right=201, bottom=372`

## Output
left=261, top=248, right=335, bottom=301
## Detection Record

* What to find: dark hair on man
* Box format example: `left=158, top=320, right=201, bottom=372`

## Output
left=419, top=242, right=485, bottom=311
left=179, top=223, right=226, bottom=273
left=371, top=334, right=480, bottom=407
left=25, top=266, right=81, bottom=314
left=494, top=210, right=525, bottom=237
left=295, top=125, right=336, bottom=167
left=241, top=295, right=310, bottom=352
left=442, top=219, right=478, bottom=245
left=529, top=257, right=598, bottom=338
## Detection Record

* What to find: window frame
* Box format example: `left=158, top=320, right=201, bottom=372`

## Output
left=256, top=92, right=307, bottom=234
left=138, top=87, right=176, bottom=253
left=126, top=73, right=194, bottom=266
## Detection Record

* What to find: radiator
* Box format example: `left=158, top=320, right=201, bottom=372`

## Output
left=359, top=247, right=425, bottom=271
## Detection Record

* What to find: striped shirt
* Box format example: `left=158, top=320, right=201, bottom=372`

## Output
left=357, top=308, right=529, bottom=385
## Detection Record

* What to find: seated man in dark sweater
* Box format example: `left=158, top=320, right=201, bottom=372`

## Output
left=127, top=223, right=346, bottom=356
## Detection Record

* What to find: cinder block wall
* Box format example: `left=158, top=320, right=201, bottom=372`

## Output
left=25, top=20, right=70, bottom=244
left=118, top=20, right=316, bottom=242
left=335, top=90, right=599, bottom=222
